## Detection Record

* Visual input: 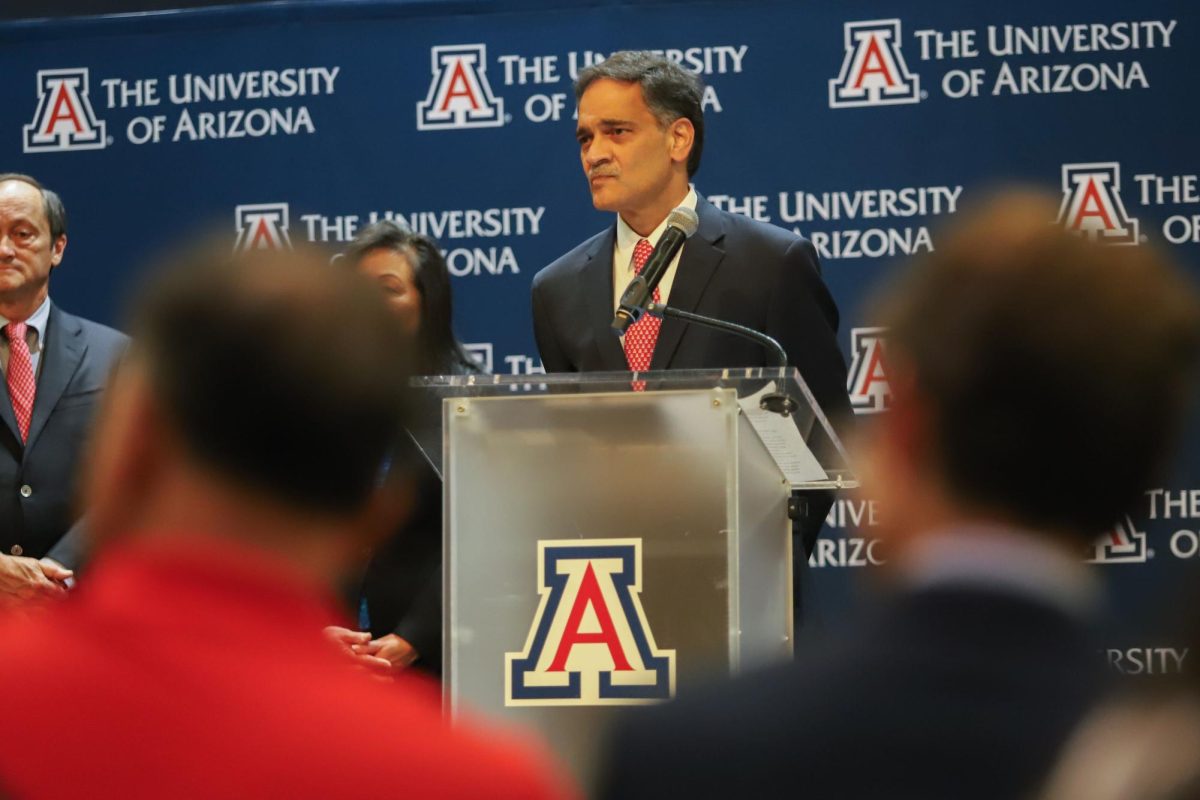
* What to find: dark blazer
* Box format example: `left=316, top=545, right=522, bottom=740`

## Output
left=532, top=196, right=850, bottom=424
left=356, top=355, right=484, bottom=676
left=600, top=585, right=1105, bottom=800
left=358, top=458, right=443, bottom=672
left=0, top=304, right=127, bottom=560
left=531, top=197, right=851, bottom=556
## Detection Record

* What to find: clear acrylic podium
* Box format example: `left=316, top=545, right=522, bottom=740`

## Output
left=411, top=367, right=854, bottom=790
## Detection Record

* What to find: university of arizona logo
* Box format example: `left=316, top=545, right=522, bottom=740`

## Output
left=1086, top=515, right=1148, bottom=564
left=417, top=45, right=504, bottom=130
left=23, top=68, right=107, bottom=153
left=506, top=539, right=676, bottom=707
left=234, top=203, right=292, bottom=251
left=847, top=327, right=891, bottom=414
left=1058, top=162, right=1140, bottom=245
left=829, top=20, right=920, bottom=108
left=462, top=342, right=494, bottom=373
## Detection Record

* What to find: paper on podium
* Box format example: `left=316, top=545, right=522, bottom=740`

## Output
left=737, top=381, right=827, bottom=484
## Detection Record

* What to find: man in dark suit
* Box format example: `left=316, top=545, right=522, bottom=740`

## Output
left=531, top=51, right=850, bottom=556
left=599, top=192, right=1200, bottom=799
left=0, top=174, right=126, bottom=600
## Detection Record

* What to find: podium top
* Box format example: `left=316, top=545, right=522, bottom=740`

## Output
left=409, top=367, right=856, bottom=490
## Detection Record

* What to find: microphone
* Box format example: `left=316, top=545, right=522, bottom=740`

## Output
left=611, top=206, right=700, bottom=334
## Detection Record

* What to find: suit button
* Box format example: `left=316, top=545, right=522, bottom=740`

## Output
left=9, top=545, right=21, bottom=556
left=18, top=485, right=31, bottom=498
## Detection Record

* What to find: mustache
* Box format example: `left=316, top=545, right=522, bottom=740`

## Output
left=588, top=168, right=619, bottom=179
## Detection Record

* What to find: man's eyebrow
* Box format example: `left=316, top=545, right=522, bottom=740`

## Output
left=577, top=117, right=638, bottom=137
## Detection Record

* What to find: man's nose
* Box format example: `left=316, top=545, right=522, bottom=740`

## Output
left=0, top=237, right=15, bottom=258
left=585, top=141, right=611, bottom=167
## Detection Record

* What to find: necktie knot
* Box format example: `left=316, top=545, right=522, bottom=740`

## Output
left=632, top=239, right=654, bottom=275
left=5, top=322, right=26, bottom=343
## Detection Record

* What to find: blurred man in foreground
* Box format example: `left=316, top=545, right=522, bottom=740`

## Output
left=600, top=191, right=1200, bottom=800
left=0, top=244, right=572, bottom=799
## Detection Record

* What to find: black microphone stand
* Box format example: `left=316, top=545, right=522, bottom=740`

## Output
left=643, top=300, right=800, bottom=417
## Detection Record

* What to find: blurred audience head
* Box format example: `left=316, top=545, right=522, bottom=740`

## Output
left=865, top=189, right=1200, bottom=552
left=342, top=220, right=474, bottom=375
left=85, top=241, right=414, bottom=567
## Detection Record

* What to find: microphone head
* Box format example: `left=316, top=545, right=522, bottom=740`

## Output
left=666, top=206, right=700, bottom=237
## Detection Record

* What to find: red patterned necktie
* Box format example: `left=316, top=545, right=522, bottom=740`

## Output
left=5, top=322, right=35, bottom=443
left=623, top=239, right=661, bottom=382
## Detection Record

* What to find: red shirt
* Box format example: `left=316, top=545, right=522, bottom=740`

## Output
left=0, top=536, right=575, bottom=800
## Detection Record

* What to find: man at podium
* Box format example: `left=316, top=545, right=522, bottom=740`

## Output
left=531, top=50, right=851, bottom=557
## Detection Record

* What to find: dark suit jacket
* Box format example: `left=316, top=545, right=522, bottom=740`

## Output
left=600, top=584, right=1105, bottom=800
left=358, top=458, right=443, bottom=673
left=532, top=196, right=850, bottom=421
left=0, top=304, right=127, bottom=560
left=531, top=197, right=851, bottom=555
left=355, top=356, right=484, bottom=676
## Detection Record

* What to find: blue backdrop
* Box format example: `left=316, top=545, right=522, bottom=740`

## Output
left=1, top=0, right=1196, bottom=678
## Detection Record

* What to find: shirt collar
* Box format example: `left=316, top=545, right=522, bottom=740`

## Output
left=895, top=524, right=1099, bottom=618
left=616, top=185, right=699, bottom=254
left=0, top=295, right=51, bottom=343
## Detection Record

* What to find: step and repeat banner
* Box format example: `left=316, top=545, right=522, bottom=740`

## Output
left=0, top=0, right=1195, bottom=678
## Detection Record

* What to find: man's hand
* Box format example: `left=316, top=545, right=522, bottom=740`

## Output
left=322, top=627, right=420, bottom=676
left=0, top=554, right=72, bottom=600
left=322, top=625, right=392, bottom=673
left=371, top=634, right=419, bottom=672
left=39, top=558, right=73, bottom=585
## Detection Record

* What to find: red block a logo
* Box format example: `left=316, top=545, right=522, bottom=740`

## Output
left=829, top=20, right=920, bottom=108
left=417, top=45, right=504, bottom=131
left=848, top=327, right=891, bottom=414
left=1058, top=163, right=1140, bottom=246
left=24, top=68, right=107, bottom=153
left=506, top=539, right=676, bottom=707
left=234, top=203, right=292, bottom=251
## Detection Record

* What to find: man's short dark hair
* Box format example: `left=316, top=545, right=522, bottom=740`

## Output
left=0, top=173, right=67, bottom=241
left=877, top=190, right=1200, bottom=538
left=130, top=242, right=413, bottom=514
left=576, top=51, right=705, bottom=178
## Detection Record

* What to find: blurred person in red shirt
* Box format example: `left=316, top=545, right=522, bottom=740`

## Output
left=0, top=242, right=574, bottom=800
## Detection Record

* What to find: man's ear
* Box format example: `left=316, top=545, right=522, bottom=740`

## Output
left=668, top=117, right=695, bottom=167
left=50, top=234, right=66, bottom=269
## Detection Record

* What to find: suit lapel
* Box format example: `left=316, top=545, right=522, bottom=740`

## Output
left=27, top=303, right=85, bottom=450
left=581, top=225, right=628, bottom=371
left=0, top=364, right=17, bottom=446
left=650, top=197, right=727, bottom=370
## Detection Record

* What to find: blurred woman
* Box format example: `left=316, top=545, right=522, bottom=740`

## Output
left=346, top=221, right=479, bottom=376
left=327, top=221, right=481, bottom=676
